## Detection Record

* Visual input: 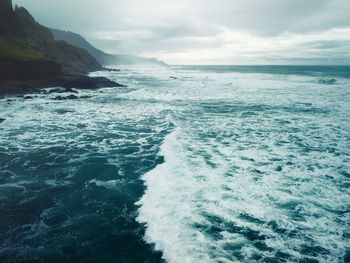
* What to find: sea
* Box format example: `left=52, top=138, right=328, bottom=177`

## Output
left=0, top=65, right=349, bottom=263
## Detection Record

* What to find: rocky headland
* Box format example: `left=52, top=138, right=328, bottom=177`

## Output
left=0, top=0, right=126, bottom=97
left=0, top=74, right=126, bottom=97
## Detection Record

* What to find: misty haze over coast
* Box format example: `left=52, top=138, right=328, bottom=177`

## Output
left=13, top=0, right=350, bottom=65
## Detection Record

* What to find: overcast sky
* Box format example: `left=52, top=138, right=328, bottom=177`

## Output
left=13, top=0, right=350, bottom=64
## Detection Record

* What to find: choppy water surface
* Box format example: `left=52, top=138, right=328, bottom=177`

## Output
left=1, top=66, right=350, bottom=262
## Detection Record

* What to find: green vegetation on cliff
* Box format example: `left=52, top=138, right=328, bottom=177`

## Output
left=0, top=38, right=42, bottom=60
left=0, top=0, right=102, bottom=74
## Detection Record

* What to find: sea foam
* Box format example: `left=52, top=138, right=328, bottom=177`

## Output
left=136, top=66, right=350, bottom=262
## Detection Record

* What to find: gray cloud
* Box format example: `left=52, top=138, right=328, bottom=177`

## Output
left=13, top=0, right=350, bottom=64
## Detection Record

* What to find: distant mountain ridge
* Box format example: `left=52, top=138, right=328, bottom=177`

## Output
left=50, top=29, right=167, bottom=66
left=50, top=29, right=112, bottom=66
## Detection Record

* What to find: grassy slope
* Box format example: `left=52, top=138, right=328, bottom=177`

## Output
left=0, top=38, right=44, bottom=60
left=0, top=0, right=101, bottom=73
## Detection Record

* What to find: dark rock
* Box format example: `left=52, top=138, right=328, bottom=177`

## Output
left=63, top=76, right=126, bottom=90
left=79, top=95, right=92, bottom=99
left=48, top=87, right=78, bottom=94
left=0, top=60, right=64, bottom=81
left=67, top=94, right=78, bottom=99
left=7, top=99, right=12, bottom=102
left=65, top=87, right=78, bottom=94
left=103, top=68, right=120, bottom=72
left=23, top=96, right=33, bottom=99
left=1, top=74, right=126, bottom=96
left=276, top=165, right=283, bottom=172
left=52, top=94, right=78, bottom=100
left=52, top=95, right=64, bottom=100
left=0, top=0, right=12, bottom=12
left=55, top=109, right=74, bottom=114
left=170, top=76, right=178, bottom=79
left=0, top=118, right=5, bottom=123
left=0, top=82, right=35, bottom=96
left=48, top=88, right=65, bottom=93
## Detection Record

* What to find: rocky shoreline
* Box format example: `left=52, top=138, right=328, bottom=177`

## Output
left=0, top=70, right=127, bottom=124
left=0, top=71, right=126, bottom=97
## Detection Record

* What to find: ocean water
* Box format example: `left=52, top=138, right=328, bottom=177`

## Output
left=0, top=65, right=350, bottom=263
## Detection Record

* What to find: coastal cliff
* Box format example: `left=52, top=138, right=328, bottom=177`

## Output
left=0, top=0, right=102, bottom=78
left=0, top=60, right=63, bottom=81
left=51, top=29, right=167, bottom=66
left=0, top=0, right=125, bottom=96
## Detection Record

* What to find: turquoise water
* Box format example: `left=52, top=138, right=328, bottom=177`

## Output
left=1, top=66, right=350, bottom=262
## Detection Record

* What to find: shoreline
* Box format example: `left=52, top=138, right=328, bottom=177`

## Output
left=0, top=70, right=126, bottom=97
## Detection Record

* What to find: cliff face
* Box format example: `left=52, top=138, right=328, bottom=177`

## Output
left=51, top=29, right=111, bottom=65
left=0, top=1, right=52, bottom=41
left=51, top=29, right=167, bottom=66
left=0, top=0, right=12, bottom=13
left=0, top=0, right=102, bottom=77
left=36, top=40, right=102, bottom=74
left=0, top=60, right=63, bottom=81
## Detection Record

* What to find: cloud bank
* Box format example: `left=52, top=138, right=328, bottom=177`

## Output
left=13, top=0, right=350, bottom=64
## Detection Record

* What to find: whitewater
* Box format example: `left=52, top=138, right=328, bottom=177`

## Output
left=0, top=65, right=349, bottom=262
